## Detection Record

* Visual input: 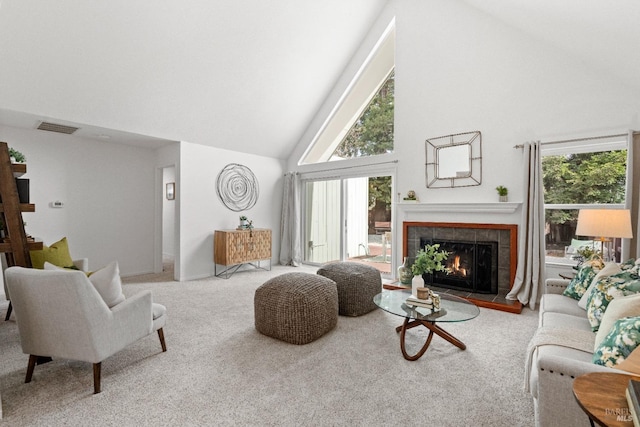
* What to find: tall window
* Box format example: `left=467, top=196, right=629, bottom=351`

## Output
left=543, top=141, right=627, bottom=263
left=300, top=19, right=395, bottom=165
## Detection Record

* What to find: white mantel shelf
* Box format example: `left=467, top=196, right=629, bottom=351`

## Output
left=397, top=202, right=521, bottom=214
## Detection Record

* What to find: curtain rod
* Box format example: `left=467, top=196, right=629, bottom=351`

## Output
left=513, top=132, right=630, bottom=149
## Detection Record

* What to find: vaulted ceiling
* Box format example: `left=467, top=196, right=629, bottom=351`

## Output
left=462, top=0, right=640, bottom=92
left=0, top=0, right=389, bottom=156
left=0, top=1, right=638, bottom=158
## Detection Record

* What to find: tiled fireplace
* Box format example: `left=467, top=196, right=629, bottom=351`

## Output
left=402, top=221, right=521, bottom=313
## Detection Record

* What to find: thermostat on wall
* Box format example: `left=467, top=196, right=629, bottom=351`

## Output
left=50, top=201, right=64, bottom=208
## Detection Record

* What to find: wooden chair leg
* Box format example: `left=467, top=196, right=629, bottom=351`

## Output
left=93, top=362, right=101, bottom=394
left=25, top=354, right=37, bottom=383
left=157, top=328, right=167, bottom=352
left=5, top=302, right=12, bottom=321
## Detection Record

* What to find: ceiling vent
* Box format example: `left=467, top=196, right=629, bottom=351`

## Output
left=36, top=121, right=79, bottom=135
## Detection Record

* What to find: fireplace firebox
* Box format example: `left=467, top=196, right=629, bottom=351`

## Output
left=420, top=238, right=498, bottom=294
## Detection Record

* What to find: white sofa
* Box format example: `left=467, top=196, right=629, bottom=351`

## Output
left=527, top=276, right=640, bottom=427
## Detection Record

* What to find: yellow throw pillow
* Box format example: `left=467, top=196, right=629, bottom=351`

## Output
left=29, top=237, right=74, bottom=269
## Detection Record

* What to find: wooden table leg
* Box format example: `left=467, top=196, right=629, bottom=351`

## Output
left=399, top=318, right=434, bottom=361
left=396, top=318, right=467, bottom=360
left=422, top=322, right=466, bottom=350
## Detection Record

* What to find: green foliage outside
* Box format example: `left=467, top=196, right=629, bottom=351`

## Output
left=334, top=71, right=395, bottom=215
left=368, top=177, right=391, bottom=210
left=543, top=150, right=627, bottom=245
left=333, top=71, right=394, bottom=160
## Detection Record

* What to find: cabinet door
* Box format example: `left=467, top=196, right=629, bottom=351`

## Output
left=243, top=230, right=270, bottom=261
left=225, top=231, right=248, bottom=265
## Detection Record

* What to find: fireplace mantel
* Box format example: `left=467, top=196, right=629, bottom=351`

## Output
left=397, top=202, right=520, bottom=214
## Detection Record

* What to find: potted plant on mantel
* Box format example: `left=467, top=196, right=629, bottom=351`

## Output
left=411, top=243, right=451, bottom=286
left=496, top=185, right=508, bottom=202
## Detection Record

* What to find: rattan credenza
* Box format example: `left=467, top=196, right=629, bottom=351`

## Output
left=214, top=228, right=272, bottom=278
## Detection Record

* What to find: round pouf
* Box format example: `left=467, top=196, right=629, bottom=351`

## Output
left=254, top=272, right=338, bottom=345
left=317, top=261, right=381, bottom=317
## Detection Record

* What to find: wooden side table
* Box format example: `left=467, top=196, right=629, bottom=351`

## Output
left=573, top=372, right=639, bottom=426
left=213, top=229, right=272, bottom=278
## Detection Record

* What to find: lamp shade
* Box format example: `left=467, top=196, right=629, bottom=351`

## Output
left=575, top=209, right=633, bottom=239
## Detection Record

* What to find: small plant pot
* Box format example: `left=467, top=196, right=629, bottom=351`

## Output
left=499, top=195, right=508, bottom=202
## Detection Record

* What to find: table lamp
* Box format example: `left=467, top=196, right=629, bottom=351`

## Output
left=575, top=209, right=633, bottom=261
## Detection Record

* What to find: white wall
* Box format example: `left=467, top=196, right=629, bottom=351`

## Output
left=0, top=125, right=158, bottom=276
left=178, top=142, right=285, bottom=280
left=394, top=0, right=640, bottom=208
left=0, top=128, right=283, bottom=281
left=287, top=0, right=640, bottom=272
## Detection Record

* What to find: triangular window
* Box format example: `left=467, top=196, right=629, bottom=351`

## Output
left=332, top=71, right=394, bottom=160
left=300, top=20, right=395, bottom=164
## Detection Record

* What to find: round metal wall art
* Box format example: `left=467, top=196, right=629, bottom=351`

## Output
left=216, top=163, right=259, bottom=212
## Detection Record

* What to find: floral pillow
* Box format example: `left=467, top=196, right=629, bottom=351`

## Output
left=621, top=258, right=640, bottom=271
left=586, top=270, right=640, bottom=331
left=593, top=316, right=640, bottom=367
left=563, top=265, right=599, bottom=300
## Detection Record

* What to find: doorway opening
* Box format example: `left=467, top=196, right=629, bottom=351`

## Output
left=161, top=165, right=176, bottom=279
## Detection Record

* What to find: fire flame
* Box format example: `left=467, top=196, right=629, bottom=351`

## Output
left=450, top=255, right=467, bottom=277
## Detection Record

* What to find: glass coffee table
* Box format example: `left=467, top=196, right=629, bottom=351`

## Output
left=373, top=290, right=480, bottom=361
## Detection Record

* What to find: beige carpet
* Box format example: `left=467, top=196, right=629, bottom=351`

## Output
left=0, top=265, right=538, bottom=426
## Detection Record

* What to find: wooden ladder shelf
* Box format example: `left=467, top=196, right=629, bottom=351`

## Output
left=0, top=141, right=42, bottom=320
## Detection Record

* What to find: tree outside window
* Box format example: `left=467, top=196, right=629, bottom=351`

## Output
left=543, top=149, right=627, bottom=260
left=332, top=71, right=394, bottom=233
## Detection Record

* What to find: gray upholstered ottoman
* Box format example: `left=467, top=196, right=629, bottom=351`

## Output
left=254, top=272, right=338, bottom=345
left=317, top=261, right=381, bottom=316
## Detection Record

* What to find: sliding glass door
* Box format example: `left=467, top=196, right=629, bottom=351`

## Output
left=302, top=175, right=393, bottom=276
left=304, top=179, right=341, bottom=264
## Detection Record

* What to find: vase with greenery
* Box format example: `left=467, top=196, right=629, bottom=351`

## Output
left=496, top=185, right=508, bottom=202
left=411, top=243, right=450, bottom=285
left=239, top=215, right=248, bottom=228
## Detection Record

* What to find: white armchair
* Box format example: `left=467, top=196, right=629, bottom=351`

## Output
left=5, top=266, right=167, bottom=394
left=3, top=257, right=88, bottom=321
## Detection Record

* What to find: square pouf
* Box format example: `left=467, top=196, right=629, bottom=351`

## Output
left=317, top=261, right=382, bottom=316
left=254, top=272, right=338, bottom=345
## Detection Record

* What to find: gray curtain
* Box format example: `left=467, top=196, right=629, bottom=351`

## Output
left=507, top=141, right=545, bottom=309
left=279, top=172, right=302, bottom=266
left=623, top=131, right=640, bottom=260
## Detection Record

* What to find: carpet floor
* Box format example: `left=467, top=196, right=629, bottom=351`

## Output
left=0, top=265, right=538, bottom=426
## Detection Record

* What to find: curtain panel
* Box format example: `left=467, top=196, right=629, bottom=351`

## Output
left=279, top=172, right=302, bottom=266
left=507, top=141, right=545, bottom=309
left=623, top=131, right=640, bottom=260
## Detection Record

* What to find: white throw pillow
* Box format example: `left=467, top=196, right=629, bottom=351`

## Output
left=578, top=262, right=622, bottom=310
left=44, top=260, right=125, bottom=307
left=89, top=261, right=126, bottom=308
left=594, top=292, right=640, bottom=350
